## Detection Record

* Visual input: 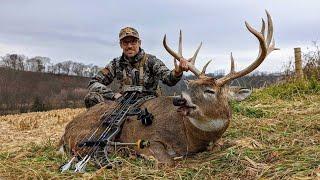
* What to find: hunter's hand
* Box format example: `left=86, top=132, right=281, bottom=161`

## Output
left=113, top=93, right=122, bottom=100
left=174, top=58, right=189, bottom=76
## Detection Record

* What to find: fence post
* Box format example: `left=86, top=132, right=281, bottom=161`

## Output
left=294, top=47, right=303, bottom=80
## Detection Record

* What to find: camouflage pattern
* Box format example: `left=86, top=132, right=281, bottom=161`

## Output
left=84, top=49, right=182, bottom=108
left=119, top=27, right=139, bottom=40
left=84, top=92, right=105, bottom=109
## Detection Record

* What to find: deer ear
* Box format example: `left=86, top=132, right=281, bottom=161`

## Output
left=184, top=80, right=190, bottom=89
left=228, top=88, right=252, bottom=101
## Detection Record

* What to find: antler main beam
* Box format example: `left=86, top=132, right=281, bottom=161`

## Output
left=216, top=10, right=279, bottom=86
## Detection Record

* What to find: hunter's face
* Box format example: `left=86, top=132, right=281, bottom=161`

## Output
left=120, top=36, right=141, bottom=58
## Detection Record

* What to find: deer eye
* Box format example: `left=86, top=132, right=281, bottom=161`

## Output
left=204, top=89, right=215, bottom=94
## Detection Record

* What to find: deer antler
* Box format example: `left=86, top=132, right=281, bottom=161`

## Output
left=216, top=10, right=279, bottom=87
left=163, top=31, right=205, bottom=77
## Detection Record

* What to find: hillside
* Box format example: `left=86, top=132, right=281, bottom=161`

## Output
left=0, top=67, right=89, bottom=115
left=0, top=81, right=319, bottom=179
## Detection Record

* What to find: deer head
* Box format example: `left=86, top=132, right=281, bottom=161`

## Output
left=163, top=11, right=278, bottom=132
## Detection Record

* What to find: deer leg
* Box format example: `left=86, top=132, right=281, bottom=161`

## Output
left=148, top=142, right=174, bottom=166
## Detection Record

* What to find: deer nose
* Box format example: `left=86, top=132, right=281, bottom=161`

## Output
left=173, top=95, right=187, bottom=106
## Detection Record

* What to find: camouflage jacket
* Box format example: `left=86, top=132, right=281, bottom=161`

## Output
left=88, top=49, right=182, bottom=99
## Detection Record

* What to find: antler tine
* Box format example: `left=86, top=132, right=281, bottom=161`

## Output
left=230, top=53, right=235, bottom=73
left=201, top=59, right=212, bottom=75
left=258, top=18, right=266, bottom=55
left=189, top=42, right=202, bottom=65
left=245, top=21, right=266, bottom=47
left=216, top=11, right=278, bottom=87
left=270, top=38, right=280, bottom=52
left=179, top=30, right=182, bottom=56
left=265, top=10, right=273, bottom=48
left=172, top=31, right=183, bottom=70
left=173, top=56, right=178, bottom=70
left=261, top=18, right=266, bottom=38
left=163, top=34, right=183, bottom=60
left=265, top=10, right=280, bottom=52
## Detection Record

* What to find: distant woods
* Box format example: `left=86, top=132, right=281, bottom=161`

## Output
left=0, top=54, right=100, bottom=77
left=0, top=54, right=96, bottom=115
left=0, top=67, right=89, bottom=115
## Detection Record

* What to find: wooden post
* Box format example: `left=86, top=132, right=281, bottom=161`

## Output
left=294, top=47, right=303, bottom=80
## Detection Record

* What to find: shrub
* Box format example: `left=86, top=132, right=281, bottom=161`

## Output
left=31, top=97, right=46, bottom=112
left=303, top=42, right=320, bottom=80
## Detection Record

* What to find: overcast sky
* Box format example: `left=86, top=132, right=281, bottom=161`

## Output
left=0, top=0, right=319, bottom=74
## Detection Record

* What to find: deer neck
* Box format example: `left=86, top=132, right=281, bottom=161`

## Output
left=190, top=102, right=231, bottom=131
left=187, top=116, right=229, bottom=132
left=182, top=115, right=230, bottom=152
left=180, top=92, right=231, bottom=151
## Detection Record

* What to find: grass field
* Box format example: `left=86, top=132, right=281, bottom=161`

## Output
left=0, top=81, right=319, bottom=179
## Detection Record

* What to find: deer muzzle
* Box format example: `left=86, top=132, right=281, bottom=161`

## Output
left=173, top=93, right=198, bottom=116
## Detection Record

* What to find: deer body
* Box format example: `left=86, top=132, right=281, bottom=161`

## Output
left=60, top=11, right=278, bottom=165
left=60, top=86, right=233, bottom=164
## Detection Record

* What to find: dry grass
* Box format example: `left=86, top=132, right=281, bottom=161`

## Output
left=0, top=84, right=319, bottom=179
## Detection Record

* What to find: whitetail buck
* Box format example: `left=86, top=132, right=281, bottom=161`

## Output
left=59, top=11, right=278, bottom=166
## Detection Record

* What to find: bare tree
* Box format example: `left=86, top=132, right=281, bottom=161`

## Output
left=46, top=61, right=55, bottom=73
left=53, top=63, right=63, bottom=74
left=61, top=60, right=73, bottom=75
left=71, top=62, right=85, bottom=76
left=26, top=56, right=51, bottom=72
left=90, top=65, right=100, bottom=77
left=1, top=54, right=27, bottom=70
left=16, top=55, right=26, bottom=71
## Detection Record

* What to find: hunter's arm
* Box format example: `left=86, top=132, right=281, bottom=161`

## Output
left=88, top=59, right=117, bottom=100
left=150, top=56, right=182, bottom=86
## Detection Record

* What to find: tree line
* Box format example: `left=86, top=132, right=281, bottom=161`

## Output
left=0, top=53, right=100, bottom=77
left=0, top=67, right=89, bottom=115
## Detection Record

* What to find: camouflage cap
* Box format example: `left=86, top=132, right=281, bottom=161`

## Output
left=119, top=27, right=139, bottom=40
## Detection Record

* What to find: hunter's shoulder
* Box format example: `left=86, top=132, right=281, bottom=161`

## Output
left=146, top=53, right=165, bottom=64
left=146, top=53, right=156, bottom=58
left=112, top=56, right=122, bottom=63
left=105, top=56, right=121, bottom=66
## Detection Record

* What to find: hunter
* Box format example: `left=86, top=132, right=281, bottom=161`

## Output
left=84, top=27, right=189, bottom=108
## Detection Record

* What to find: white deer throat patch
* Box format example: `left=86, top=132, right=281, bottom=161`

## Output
left=188, top=117, right=228, bottom=132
